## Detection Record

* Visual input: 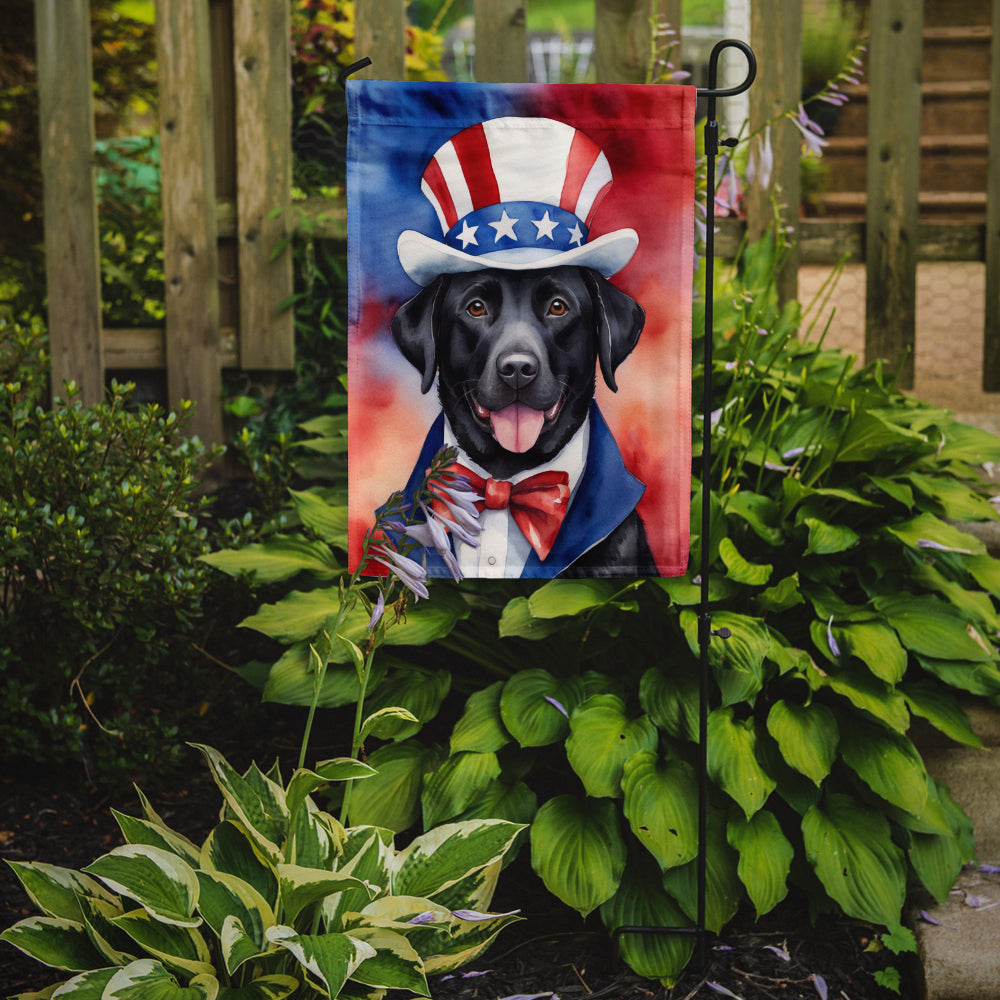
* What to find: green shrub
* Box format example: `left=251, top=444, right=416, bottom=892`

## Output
left=0, top=316, right=221, bottom=784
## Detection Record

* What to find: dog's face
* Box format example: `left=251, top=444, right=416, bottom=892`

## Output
left=391, top=266, right=645, bottom=479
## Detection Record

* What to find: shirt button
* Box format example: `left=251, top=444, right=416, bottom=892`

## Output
left=487, top=556, right=497, bottom=566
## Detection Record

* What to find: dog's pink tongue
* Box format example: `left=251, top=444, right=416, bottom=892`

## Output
left=490, top=402, right=544, bottom=453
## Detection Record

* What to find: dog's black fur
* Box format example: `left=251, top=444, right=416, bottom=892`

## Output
left=390, top=265, right=655, bottom=574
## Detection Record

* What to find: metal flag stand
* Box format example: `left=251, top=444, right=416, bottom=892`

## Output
left=340, top=38, right=757, bottom=974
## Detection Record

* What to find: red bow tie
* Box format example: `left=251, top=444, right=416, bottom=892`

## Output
left=444, top=464, right=571, bottom=561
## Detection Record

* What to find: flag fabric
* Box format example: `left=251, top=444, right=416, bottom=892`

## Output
left=347, top=80, right=696, bottom=579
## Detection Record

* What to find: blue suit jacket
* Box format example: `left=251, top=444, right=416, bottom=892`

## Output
left=395, top=401, right=645, bottom=578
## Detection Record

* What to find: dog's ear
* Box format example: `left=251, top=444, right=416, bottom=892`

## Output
left=584, top=269, right=645, bottom=392
left=390, top=275, right=449, bottom=394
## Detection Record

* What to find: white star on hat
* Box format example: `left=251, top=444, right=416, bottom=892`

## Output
left=489, top=210, right=519, bottom=243
left=532, top=211, right=559, bottom=242
left=456, top=221, right=479, bottom=248
left=567, top=222, right=584, bottom=247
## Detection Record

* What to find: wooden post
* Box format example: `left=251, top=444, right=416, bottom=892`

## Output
left=354, top=0, right=406, bottom=80
left=474, top=0, right=526, bottom=83
left=864, top=0, right=923, bottom=389
left=594, top=0, right=654, bottom=84
left=233, top=0, right=294, bottom=369
left=746, top=0, right=801, bottom=305
left=34, top=0, right=104, bottom=405
left=157, top=0, right=223, bottom=444
left=983, top=0, right=1000, bottom=390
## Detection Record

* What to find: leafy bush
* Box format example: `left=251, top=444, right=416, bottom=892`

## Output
left=1, top=743, right=524, bottom=998
left=0, top=317, right=220, bottom=783
left=207, top=233, right=1000, bottom=985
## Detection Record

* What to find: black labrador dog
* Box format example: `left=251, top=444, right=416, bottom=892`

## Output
left=390, top=265, right=655, bottom=575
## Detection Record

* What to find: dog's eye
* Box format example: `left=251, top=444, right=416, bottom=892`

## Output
left=548, top=299, right=569, bottom=317
left=466, top=299, right=487, bottom=318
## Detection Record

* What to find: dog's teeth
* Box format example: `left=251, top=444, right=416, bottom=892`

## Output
left=544, top=399, right=562, bottom=421
left=474, top=401, right=490, bottom=419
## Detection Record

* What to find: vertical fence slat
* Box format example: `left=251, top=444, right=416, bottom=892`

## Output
left=157, top=0, right=223, bottom=445
left=746, top=0, right=801, bottom=304
left=864, top=0, right=923, bottom=389
left=983, top=0, right=1000, bottom=390
left=233, top=0, right=294, bottom=369
left=474, top=0, right=527, bottom=82
left=594, top=0, right=654, bottom=83
left=354, top=0, right=406, bottom=80
left=34, top=0, right=103, bottom=405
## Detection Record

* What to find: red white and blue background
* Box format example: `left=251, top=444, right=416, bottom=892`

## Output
left=347, top=80, right=696, bottom=578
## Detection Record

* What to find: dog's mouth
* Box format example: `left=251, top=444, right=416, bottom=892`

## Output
left=472, top=396, right=564, bottom=453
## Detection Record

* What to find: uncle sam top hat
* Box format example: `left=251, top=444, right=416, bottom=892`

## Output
left=397, top=116, right=638, bottom=287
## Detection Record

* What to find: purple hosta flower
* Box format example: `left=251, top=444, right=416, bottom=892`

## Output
left=746, top=124, right=774, bottom=191
left=367, top=590, right=385, bottom=631
left=428, top=487, right=482, bottom=547
left=917, top=538, right=973, bottom=555
left=407, top=911, right=438, bottom=925
left=367, top=544, right=429, bottom=600
left=827, top=616, right=841, bottom=658
left=919, top=909, right=958, bottom=929
left=715, top=158, right=741, bottom=215
left=791, top=104, right=829, bottom=157
left=402, top=503, right=464, bottom=582
left=706, top=983, right=742, bottom=999
left=544, top=695, right=569, bottom=718
left=763, top=944, right=791, bottom=962
left=496, top=994, right=558, bottom=1000
left=812, top=974, right=828, bottom=1000
left=441, top=970, right=493, bottom=982
left=451, top=908, right=521, bottom=921
left=979, top=864, right=1000, bottom=874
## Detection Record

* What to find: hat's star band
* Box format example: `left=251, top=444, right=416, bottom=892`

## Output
left=444, top=202, right=588, bottom=258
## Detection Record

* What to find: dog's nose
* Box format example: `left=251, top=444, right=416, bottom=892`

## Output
left=497, top=352, right=538, bottom=390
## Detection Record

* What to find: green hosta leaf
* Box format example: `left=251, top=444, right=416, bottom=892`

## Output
left=103, top=959, right=218, bottom=1000
left=453, top=779, right=538, bottom=827
left=885, top=512, right=985, bottom=557
left=727, top=811, right=793, bottom=918
left=191, top=746, right=287, bottom=863
left=346, top=926, right=428, bottom=994
left=362, top=667, right=451, bottom=740
left=639, top=664, right=699, bottom=742
left=909, top=827, right=966, bottom=905
left=360, top=706, right=421, bottom=742
left=680, top=610, right=770, bottom=706
left=966, top=552, right=1000, bottom=597
left=834, top=621, right=907, bottom=684
left=654, top=573, right=737, bottom=606
left=803, top=517, right=859, bottom=556
left=802, top=793, right=906, bottom=926
left=809, top=661, right=910, bottom=732
left=835, top=410, right=927, bottom=463
left=599, top=853, right=694, bottom=987
left=200, top=535, right=342, bottom=584
left=905, top=472, right=998, bottom=522
left=216, top=975, right=299, bottom=999
left=347, top=740, right=442, bottom=832
left=901, top=680, right=982, bottom=748
left=497, top=596, right=566, bottom=639
left=112, top=812, right=201, bottom=868
left=911, top=562, right=1000, bottom=633
left=724, top=490, right=784, bottom=545
left=874, top=594, right=995, bottom=662
left=450, top=682, right=511, bottom=754
left=935, top=421, right=1000, bottom=464
left=421, top=751, right=502, bottom=828
left=288, top=489, right=348, bottom=544
left=527, top=578, right=621, bottom=617
left=265, top=926, right=375, bottom=997
left=916, top=655, right=1000, bottom=697
left=200, top=822, right=278, bottom=910
left=621, top=751, right=699, bottom=871
left=195, top=871, right=273, bottom=974
left=4, top=862, right=118, bottom=922
left=765, top=700, right=838, bottom=786
left=530, top=795, right=626, bottom=917
left=566, top=695, right=658, bottom=798
left=392, top=820, right=524, bottom=901
left=661, top=810, right=741, bottom=933
left=277, top=865, right=374, bottom=925
left=0, top=916, right=107, bottom=971
left=261, top=643, right=385, bottom=709
left=839, top=718, right=928, bottom=817
left=866, top=474, right=914, bottom=509
left=718, top=537, right=772, bottom=585
left=707, top=708, right=776, bottom=818
left=755, top=573, right=804, bottom=614
left=499, top=670, right=584, bottom=747
left=111, top=908, right=214, bottom=978
left=84, top=846, right=200, bottom=928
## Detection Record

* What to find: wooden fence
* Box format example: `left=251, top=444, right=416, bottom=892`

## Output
left=34, top=0, right=1000, bottom=444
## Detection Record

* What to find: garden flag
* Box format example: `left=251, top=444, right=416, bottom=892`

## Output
left=347, top=81, right=696, bottom=579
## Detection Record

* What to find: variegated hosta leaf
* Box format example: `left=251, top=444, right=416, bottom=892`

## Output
left=112, top=811, right=202, bottom=868
left=727, top=810, right=793, bottom=917
left=391, top=820, right=524, bottom=901
left=529, top=795, right=626, bottom=917
left=288, top=801, right=344, bottom=870
left=566, top=695, right=658, bottom=799
left=83, top=845, right=200, bottom=928
left=421, top=751, right=502, bottom=829
left=421, top=906, right=523, bottom=975
left=200, top=822, right=278, bottom=910
left=213, top=974, right=299, bottom=1000
left=195, top=871, right=274, bottom=974
left=450, top=682, right=511, bottom=754
left=323, top=829, right=393, bottom=931
left=4, top=861, right=118, bottom=922
left=0, top=916, right=107, bottom=972
left=765, top=700, right=838, bottom=786
left=802, top=793, right=906, bottom=926
left=77, top=894, right=136, bottom=966
left=276, top=864, right=376, bottom=925
left=838, top=718, right=929, bottom=817
left=345, top=926, right=429, bottom=995
left=110, top=908, right=214, bottom=979
left=599, top=853, right=694, bottom=987
left=102, top=958, right=218, bottom=999
left=421, top=859, right=501, bottom=916
left=285, top=760, right=375, bottom=823
left=265, top=926, right=375, bottom=998
left=347, top=740, right=443, bottom=832
left=44, top=966, right=118, bottom=997
left=706, top=707, right=776, bottom=819
left=191, top=746, right=288, bottom=864
left=621, top=751, right=699, bottom=871
left=499, top=669, right=584, bottom=747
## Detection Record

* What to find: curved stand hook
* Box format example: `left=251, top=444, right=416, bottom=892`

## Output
left=697, top=38, right=757, bottom=100
left=337, top=56, right=373, bottom=90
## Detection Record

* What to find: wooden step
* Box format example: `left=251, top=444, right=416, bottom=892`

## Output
left=922, top=0, right=991, bottom=28
left=812, top=190, right=987, bottom=222
left=922, top=25, right=993, bottom=83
